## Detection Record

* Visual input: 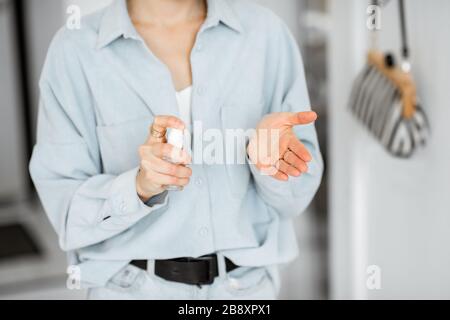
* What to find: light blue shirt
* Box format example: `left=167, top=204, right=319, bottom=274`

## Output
left=30, top=0, right=323, bottom=287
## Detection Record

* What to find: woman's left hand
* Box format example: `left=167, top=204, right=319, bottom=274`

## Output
left=247, top=111, right=317, bottom=181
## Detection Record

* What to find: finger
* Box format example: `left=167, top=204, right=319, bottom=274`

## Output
left=150, top=143, right=191, bottom=164
left=153, top=115, right=185, bottom=132
left=150, top=156, right=192, bottom=178
left=284, top=150, right=308, bottom=173
left=147, top=116, right=185, bottom=144
left=285, top=111, right=317, bottom=126
left=276, top=160, right=301, bottom=177
left=140, top=144, right=191, bottom=165
left=272, top=170, right=289, bottom=181
left=257, top=164, right=288, bottom=181
left=143, top=167, right=190, bottom=187
left=139, top=145, right=154, bottom=160
left=147, top=132, right=166, bottom=145
left=287, top=139, right=312, bottom=162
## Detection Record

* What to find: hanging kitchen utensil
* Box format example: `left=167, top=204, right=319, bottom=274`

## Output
left=348, top=0, right=429, bottom=158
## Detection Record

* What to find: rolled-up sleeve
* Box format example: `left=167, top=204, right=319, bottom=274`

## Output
left=248, top=20, right=324, bottom=219
left=30, top=62, right=168, bottom=252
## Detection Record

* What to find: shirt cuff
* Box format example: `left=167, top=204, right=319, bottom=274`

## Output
left=108, top=167, right=168, bottom=218
left=145, top=190, right=169, bottom=207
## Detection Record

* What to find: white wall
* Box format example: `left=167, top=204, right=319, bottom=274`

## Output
left=329, top=0, right=450, bottom=299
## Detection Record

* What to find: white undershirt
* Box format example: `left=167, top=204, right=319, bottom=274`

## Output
left=175, top=86, right=192, bottom=153
left=175, top=86, right=192, bottom=129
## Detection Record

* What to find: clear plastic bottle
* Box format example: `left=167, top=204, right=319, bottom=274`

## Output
left=164, top=128, right=185, bottom=191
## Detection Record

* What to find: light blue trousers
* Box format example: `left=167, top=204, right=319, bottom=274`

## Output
left=88, top=255, right=279, bottom=300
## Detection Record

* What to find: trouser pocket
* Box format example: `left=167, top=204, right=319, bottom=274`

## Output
left=222, top=267, right=277, bottom=300
left=88, top=265, right=146, bottom=299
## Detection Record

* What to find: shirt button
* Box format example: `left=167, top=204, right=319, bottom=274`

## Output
left=198, top=227, right=209, bottom=237
left=196, top=42, right=203, bottom=51
left=197, top=85, right=206, bottom=96
left=195, top=178, right=203, bottom=187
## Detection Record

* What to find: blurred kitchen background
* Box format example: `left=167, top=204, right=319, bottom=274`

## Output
left=0, top=0, right=449, bottom=300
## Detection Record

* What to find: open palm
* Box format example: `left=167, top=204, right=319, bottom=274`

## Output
left=247, top=111, right=317, bottom=181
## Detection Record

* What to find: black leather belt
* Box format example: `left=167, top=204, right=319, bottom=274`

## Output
left=131, top=254, right=239, bottom=286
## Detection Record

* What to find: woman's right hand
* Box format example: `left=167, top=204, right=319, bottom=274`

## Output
left=136, top=116, right=192, bottom=202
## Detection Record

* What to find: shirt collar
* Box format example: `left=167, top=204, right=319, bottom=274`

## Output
left=203, top=0, right=244, bottom=33
left=96, top=0, right=139, bottom=49
left=97, top=0, right=243, bottom=50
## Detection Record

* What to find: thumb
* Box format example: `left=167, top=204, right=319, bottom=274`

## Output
left=286, top=111, right=318, bottom=126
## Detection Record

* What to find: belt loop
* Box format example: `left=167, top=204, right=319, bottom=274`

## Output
left=147, top=259, right=155, bottom=275
left=216, top=253, right=227, bottom=279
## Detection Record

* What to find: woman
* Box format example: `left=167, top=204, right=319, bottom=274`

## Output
left=30, top=0, right=323, bottom=299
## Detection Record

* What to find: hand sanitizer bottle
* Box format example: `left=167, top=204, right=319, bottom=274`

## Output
left=165, top=128, right=185, bottom=191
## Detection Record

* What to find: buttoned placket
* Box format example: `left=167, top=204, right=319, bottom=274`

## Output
left=190, top=27, right=218, bottom=254
left=127, top=17, right=218, bottom=252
